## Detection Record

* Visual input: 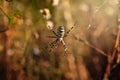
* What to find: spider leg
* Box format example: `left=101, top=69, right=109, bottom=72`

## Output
left=45, top=39, right=58, bottom=53
left=61, top=39, right=67, bottom=52
left=64, top=23, right=76, bottom=37
left=51, top=29, right=58, bottom=36
left=47, top=25, right=58, bottom=36
left=49, top=39, right=59, bottom=48
left=61, top=39, right=69, bottom=56
left=66, top=26, right=74, bottom=34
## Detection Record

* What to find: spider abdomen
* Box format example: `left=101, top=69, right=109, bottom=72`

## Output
left=57, top=26, right=65, bottom=38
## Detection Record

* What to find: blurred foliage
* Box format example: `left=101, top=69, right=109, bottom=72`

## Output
left=0, top=0, right=120, bottom=80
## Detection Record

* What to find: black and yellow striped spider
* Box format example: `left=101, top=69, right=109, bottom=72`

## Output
left=47, top=24, right=75, bottom=53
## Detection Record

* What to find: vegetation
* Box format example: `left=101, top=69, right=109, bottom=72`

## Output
left=0, top=0, right=120, bottom=80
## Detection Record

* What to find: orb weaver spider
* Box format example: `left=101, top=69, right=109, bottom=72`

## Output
left=47, top=24, right=75, bottom=54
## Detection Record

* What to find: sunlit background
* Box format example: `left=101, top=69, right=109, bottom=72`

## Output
left=0, top=0, right=120, bottom=80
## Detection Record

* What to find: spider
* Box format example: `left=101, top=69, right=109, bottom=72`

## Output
left=47, top=24, right=75, bottom=54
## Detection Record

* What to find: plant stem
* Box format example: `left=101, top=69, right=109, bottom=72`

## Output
left=0, top=5, right=10, bottom=21
left=103, top=26, right=120, bottom=80
left=0, top=5, right=10, bottom=32
left=73, top=35, right=108, bottom=57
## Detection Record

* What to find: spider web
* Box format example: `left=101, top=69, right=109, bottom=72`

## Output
left=88, top=0, right=109, bottom=29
